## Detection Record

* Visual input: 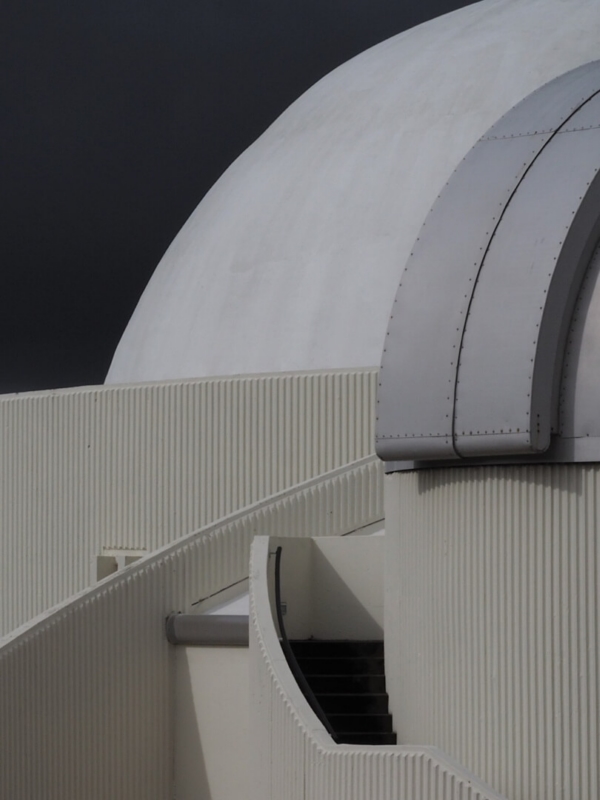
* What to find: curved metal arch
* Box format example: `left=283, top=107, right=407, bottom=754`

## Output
left=376, top=60, right=600, bottom=462
left=454, top=93, right=600, bottom=456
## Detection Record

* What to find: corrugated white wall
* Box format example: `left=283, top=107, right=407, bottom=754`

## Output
left=0, top=456, right=382, bottom=800
left=385, top=464, right=600, bottom=800
left=250, top=536, right=506, bottom=800
left=0, top=369, right=376, bottom=636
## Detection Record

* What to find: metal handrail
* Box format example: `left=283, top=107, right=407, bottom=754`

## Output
left=273, top=546, right=339, bottom=742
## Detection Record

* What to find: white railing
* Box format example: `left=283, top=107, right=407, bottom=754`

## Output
left=0, top=456, right=383, bottom=800
left=249, top=535, right=508, bottom=800
left=0, top=368, right=377, bottom=635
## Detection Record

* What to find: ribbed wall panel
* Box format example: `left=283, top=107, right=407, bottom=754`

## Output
left=0, top=456, right=382, bottom=800
left=386, top=464, right=600, bottom=800
left=0, top=369, right=377, bottom=636
left=250, top=537, right=506, bottom=800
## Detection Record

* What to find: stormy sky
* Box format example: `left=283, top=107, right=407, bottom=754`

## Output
left=2, top=0, right=476, bottom=393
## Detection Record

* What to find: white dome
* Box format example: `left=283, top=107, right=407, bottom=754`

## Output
left=106, top=0, right=600, bottom=385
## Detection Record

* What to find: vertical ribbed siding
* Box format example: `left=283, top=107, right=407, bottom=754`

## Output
left=250, top=536, right=505, bottom=800
left=0, top=456, right=382, bottom=800
left=385, top=464, right=600, bottom=800
left=0, top=369, right=377, bottom=636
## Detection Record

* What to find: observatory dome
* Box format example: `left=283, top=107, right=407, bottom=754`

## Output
left=106, top=0, right=600, bottom=385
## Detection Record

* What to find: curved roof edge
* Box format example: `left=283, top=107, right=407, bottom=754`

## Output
left=377, top=60, right=600, bottom=467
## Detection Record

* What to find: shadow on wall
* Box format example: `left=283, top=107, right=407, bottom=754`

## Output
left=415, top=462, right=585, bottom=497
left=311, top=544, right=383, bottom=640
left=274, top=536, right=384, bottom=641
left=173, top=646, right=250, bottom=800
left=174, top=648, right=209, bottom=800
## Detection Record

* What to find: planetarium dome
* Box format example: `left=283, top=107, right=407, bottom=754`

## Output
left=6, top=3, right=600, bottom=800
left=106, top=0, right=600, bottom=386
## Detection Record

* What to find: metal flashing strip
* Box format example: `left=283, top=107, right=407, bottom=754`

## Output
left=383, top=435, right=600, bottom=473
left=377, top=60, right=600, bottom=462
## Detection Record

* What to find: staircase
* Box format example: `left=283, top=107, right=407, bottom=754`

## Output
left=289, top=640, right=396, bottom=745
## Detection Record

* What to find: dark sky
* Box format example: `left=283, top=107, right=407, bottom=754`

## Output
left=2, top=0, right=475, bottom=393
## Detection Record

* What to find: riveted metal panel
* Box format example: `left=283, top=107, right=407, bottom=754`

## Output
left=377, top=132, right=552, bottom=461
left=483, top=59, right=600, bottom=140
left=377, top=60, right=600, bottom=463
left=560, top=244, right=600, bottom=438
left=454, top=93, right=600, bottom=456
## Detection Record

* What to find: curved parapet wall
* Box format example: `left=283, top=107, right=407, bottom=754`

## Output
left=250, top=536, right=506, bottom=800
left=384, top=464, right=600, bottom=800
left=377, top=61, right=600, bottom=464
left=0, top=456, right=383, bottom=800
left=0, top=368, right=376, bottom=636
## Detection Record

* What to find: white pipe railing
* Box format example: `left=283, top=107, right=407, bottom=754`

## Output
left=0, top=456, right=383, bottom=800
left=249, top=536, right=508, bottom=800
left=0, top=368, right=377, bottom=635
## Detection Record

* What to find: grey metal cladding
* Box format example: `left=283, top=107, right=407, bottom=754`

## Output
left=560, top=244, right=600, bottom=439
left=454, top=94, right=600, bottom=457
left=376, top=134, right=550, bottom=461
left=377, top=59, right=600, bottom=463
left=483, top=59, right=600, bottom=140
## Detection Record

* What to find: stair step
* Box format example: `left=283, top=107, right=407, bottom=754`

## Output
left=295, top=656, right=384, bottom=676
left=290, top=639, right=384, bottom=658
left=327, top=713, right=393, bottom=733
left=315, top=693, right=390, bottom=714
left=306, top=674, right=387, bottom=694
left=287, top=639, right=396, bottom=745
left=336, top=731, right=397, bottom=745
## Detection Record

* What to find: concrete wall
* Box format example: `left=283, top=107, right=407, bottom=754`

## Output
left=269, top=535, right=384, bottom=641
left=175, top=647, right=249, bottom=800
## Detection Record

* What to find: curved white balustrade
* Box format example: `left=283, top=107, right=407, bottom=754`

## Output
left=250, top=535, right=507, bottom=800
left=0, top=456, right=382, bottom=799
left=0, top=368, right=376, bottom=636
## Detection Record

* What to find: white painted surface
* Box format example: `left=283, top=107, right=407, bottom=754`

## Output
left=269, top=536, right=384, bottom=640
left=0, top=368, right=376, bottom=636
left=175, top=647, right=249, bottom=800
left=108, top=0, right=600, bottom=385
left=204, top=589, right=250, bottom=616
left=312, top=537, right=384, bottom=639
left=385, top=465, right=600, bottom=800
left=250, top=536, right=506, bottom=800
left=0, top=455, right=382, bottom=799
